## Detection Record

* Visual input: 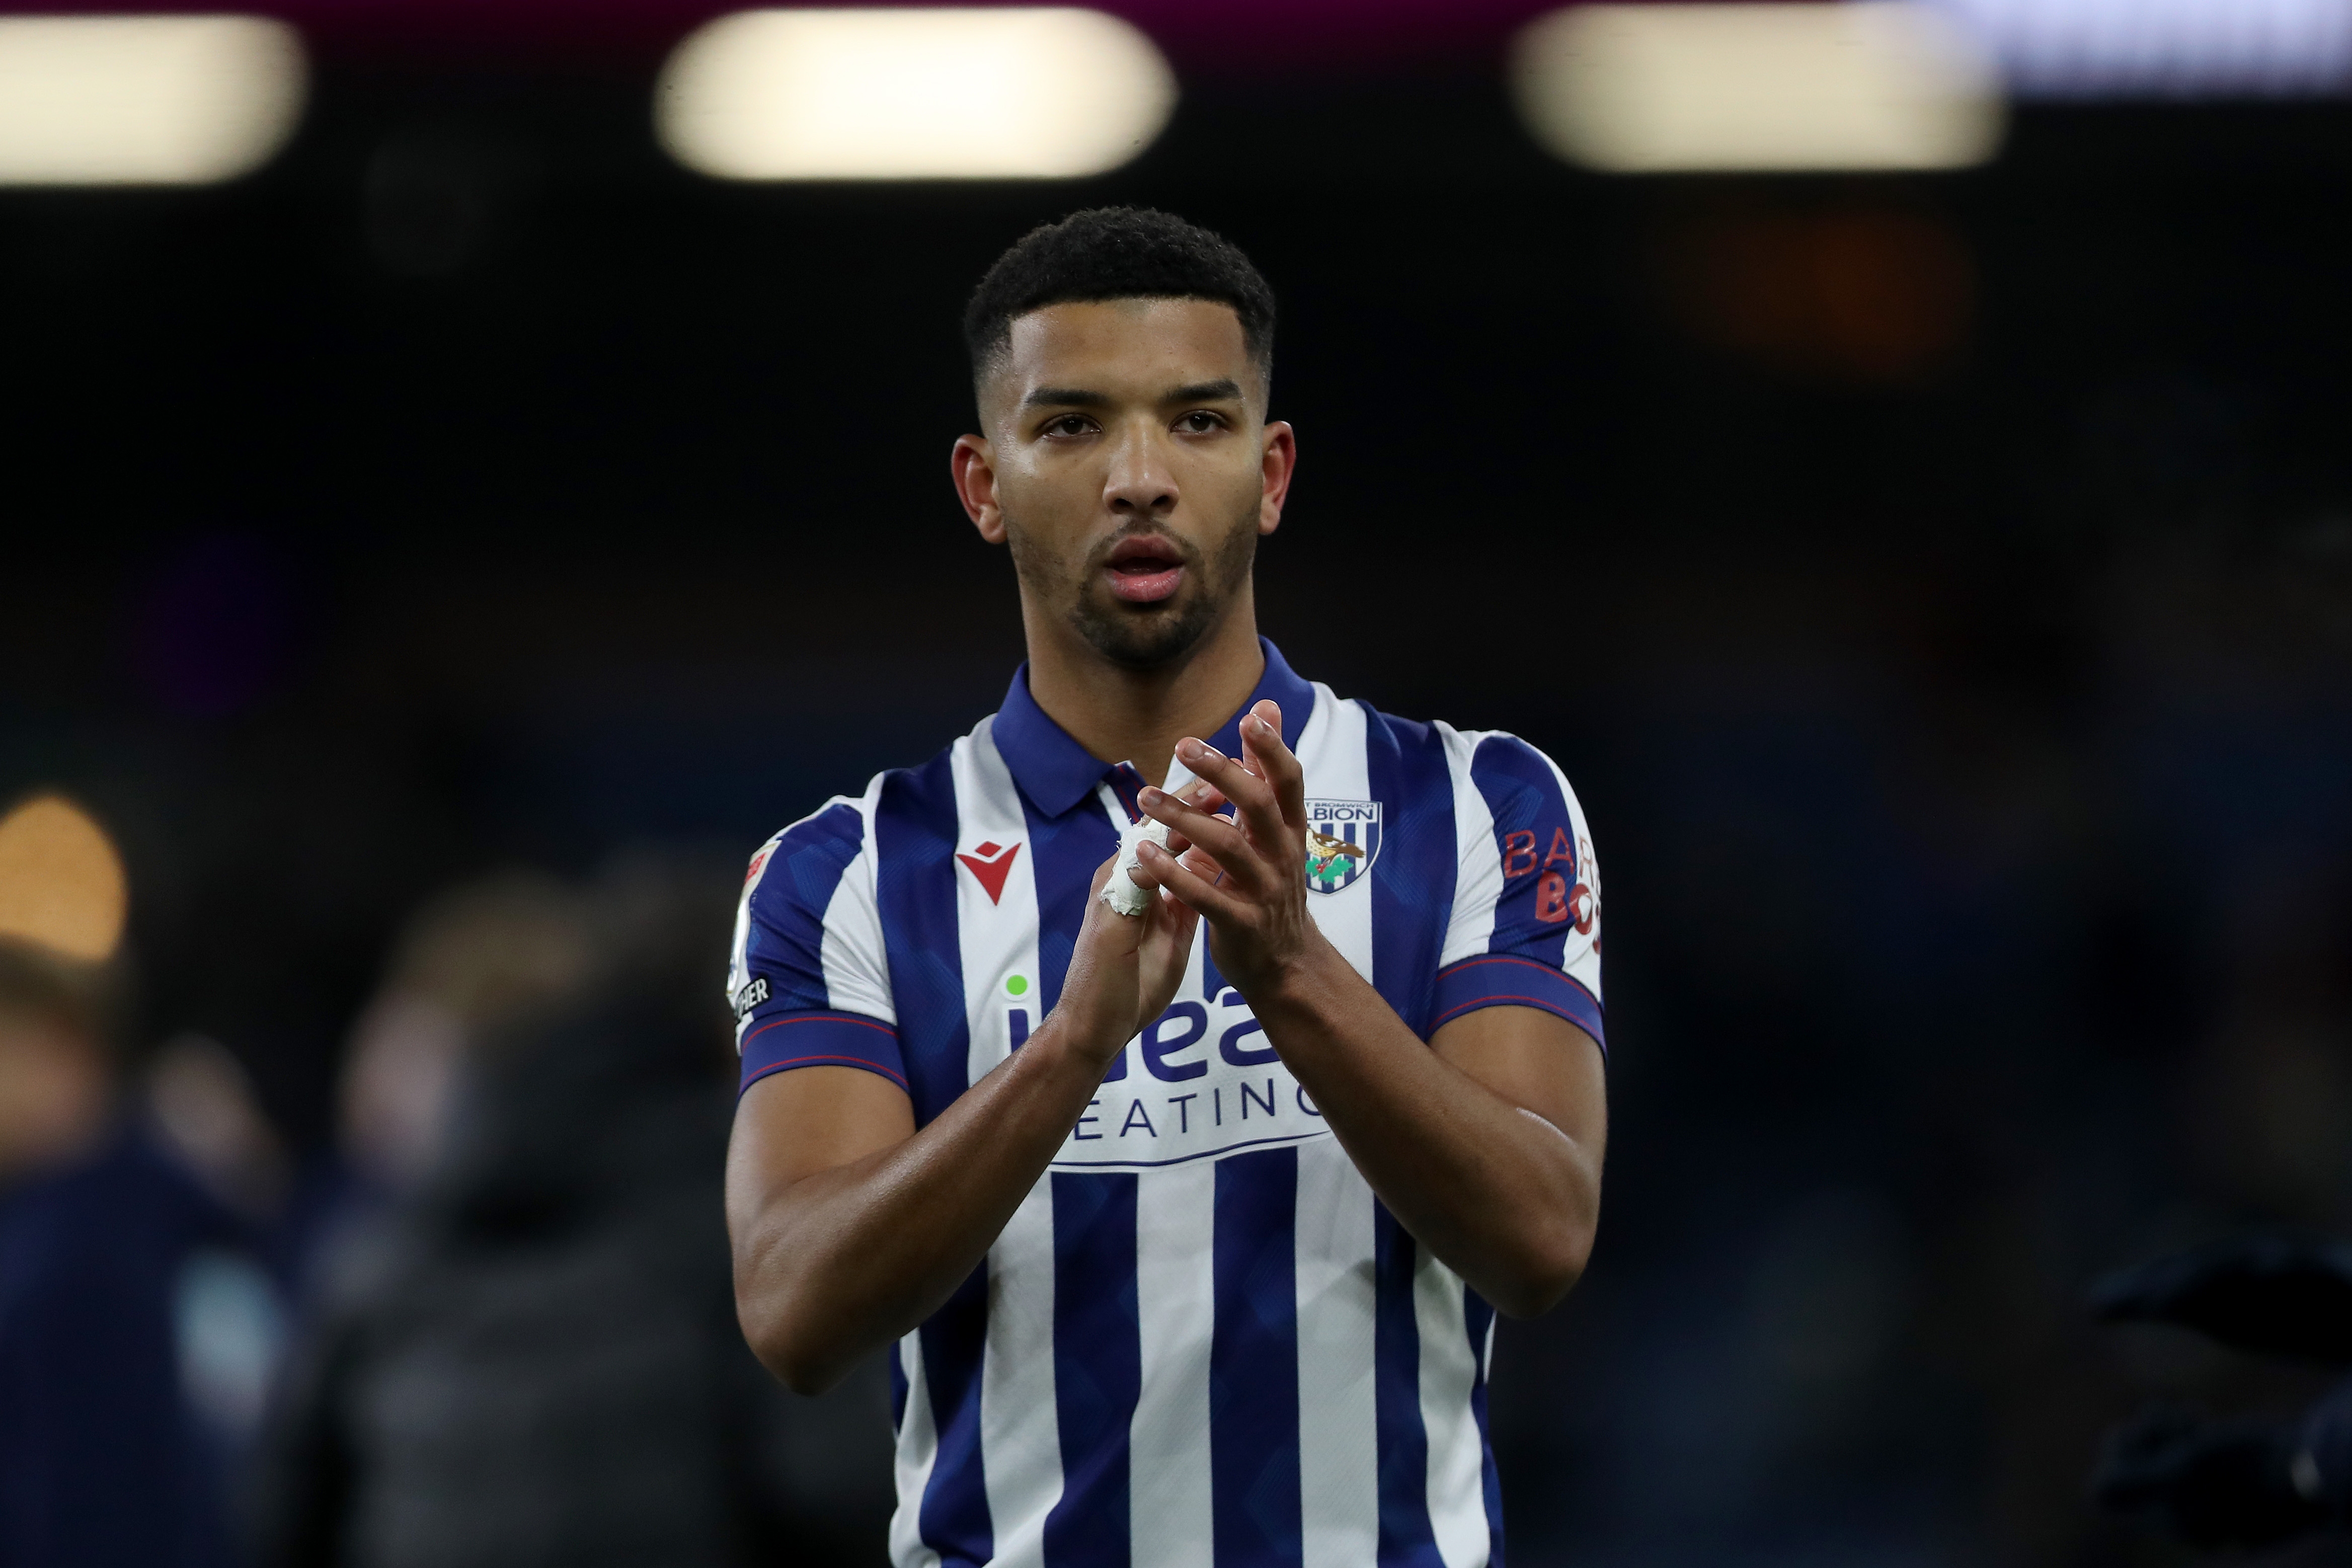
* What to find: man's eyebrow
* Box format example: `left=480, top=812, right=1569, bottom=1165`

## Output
left=1023, top=386, right=1110, bottom=409
left=1020, top=378, right=1247, bottom=411
left=1166, top=379, right=1244, bottom=403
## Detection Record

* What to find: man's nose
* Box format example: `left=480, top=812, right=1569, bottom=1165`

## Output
left=1102, top=421, right=1177, bottom=519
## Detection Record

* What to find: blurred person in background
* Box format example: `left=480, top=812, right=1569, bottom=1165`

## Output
left=255, top=859, right=892, bottom=1568
left=2092, top=1236, right=2352, bottom=1552
left=266, top=871, right=585, bottom=1313
left=0, top=938, right=271, bottom=1567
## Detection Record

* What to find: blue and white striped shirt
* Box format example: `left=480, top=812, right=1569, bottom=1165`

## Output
left=727, top=641, right=1603, bottom=1568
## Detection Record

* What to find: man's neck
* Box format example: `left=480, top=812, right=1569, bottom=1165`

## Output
left=1021, top=595, right=1266, bottom=789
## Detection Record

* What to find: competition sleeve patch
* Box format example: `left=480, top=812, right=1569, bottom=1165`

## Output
left=737, top=802, right=871, bottom=1015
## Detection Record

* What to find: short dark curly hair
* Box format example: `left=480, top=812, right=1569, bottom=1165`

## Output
left=963, top=207, right=1276, bottom=395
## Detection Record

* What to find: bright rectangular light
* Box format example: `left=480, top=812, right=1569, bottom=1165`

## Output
left=1926, top=0, right=2352, bottom=99
left=656, top=7, right=1177, bottom=180
left=1513, top=3, right=2004, bottom=174
left=0, top=15, right=304, bottom=186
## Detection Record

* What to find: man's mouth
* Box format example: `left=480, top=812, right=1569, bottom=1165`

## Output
left=1103, top=534, right=1186, bottom=605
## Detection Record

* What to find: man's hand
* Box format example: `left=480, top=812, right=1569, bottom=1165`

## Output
left=1122, top=695, right=1606, bottom=1318
left=729, top=842, right=1195, bottom=1396
left=1131, top=698, right=1319, bottom=995
left=1057, top=850, right=1199, bottom=1063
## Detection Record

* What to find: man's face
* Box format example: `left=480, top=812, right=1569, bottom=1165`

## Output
left=958, top=298, right=1292, bottom=670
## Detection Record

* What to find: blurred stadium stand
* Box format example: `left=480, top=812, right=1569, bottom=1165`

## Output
left=4, top=4, right=2352, bottom=1564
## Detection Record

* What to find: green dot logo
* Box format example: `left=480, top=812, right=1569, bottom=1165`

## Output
left=1005, top=975, right=1029, bottom=997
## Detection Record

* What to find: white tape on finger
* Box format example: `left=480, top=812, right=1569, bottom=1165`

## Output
left=1101, top=818, right=1169, bottom=916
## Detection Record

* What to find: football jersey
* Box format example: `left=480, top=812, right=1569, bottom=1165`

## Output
left=726, top=641, right=1603, bottom=1568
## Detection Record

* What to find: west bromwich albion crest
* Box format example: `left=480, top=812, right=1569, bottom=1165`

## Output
left=1304, top=799, right=1382, bottom=894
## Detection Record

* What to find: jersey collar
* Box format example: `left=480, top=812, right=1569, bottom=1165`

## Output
left=993, top=637, right=1318, bottom=819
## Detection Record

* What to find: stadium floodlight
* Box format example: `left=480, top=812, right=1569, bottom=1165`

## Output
left=655, top=7, right=1177, bottom=180
left=0, top=15, right=305, bottom=187
left=1511, top=3, right=2005, bottom=174
left=1925, top=0, right=2352, bottom=99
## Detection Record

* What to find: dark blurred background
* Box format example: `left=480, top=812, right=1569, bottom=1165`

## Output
left=5, top=4, right=2352, bottom=1564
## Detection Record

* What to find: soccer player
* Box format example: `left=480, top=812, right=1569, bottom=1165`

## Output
left=725, top=208, right=1607, bottom=1568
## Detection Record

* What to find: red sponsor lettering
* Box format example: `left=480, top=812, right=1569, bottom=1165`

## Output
left=1544, top=826, right=1575, bottom=869
left=1535, top=871, right=1570, bottom=923
left=1570, top=882, right=1595, bottom=934
left=1502, top=830, right=1537, bottom=879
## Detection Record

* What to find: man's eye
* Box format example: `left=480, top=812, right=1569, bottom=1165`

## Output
left=1045, top=415, right=1093, bottom=437
left=1178, top=411, right=1224, bottom=433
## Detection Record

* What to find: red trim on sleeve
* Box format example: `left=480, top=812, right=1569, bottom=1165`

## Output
left=1430, top=955, right=1605, bottom=1055
left=738, top=1010, right=907, bottom=1095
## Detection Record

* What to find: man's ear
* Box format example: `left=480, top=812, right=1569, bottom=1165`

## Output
left=952, top=435, right=1006, bottom=544
left=1257, top=420, right=1297, bottom=538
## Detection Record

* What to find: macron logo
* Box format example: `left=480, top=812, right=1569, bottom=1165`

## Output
left=956, top=840, right=1022, bottom=905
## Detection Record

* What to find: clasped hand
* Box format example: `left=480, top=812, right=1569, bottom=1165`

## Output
left=1134, top=698, right=1317, bottom=998
left=1054, top=699, right=1319, bottom=1067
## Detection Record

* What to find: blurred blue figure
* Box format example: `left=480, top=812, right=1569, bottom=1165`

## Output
left=0, top=939, right=278, bottom=1567
left=2095, top=1237, right=2352, bottom=1549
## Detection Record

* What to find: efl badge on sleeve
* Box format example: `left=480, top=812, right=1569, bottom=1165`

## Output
left=1304, top=800, right=1382, bottom=894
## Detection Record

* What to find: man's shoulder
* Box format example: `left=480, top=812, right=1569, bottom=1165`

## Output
left=743, top=718, right=998, bottom=876
left=1322, top=690, right=1576, bottom=788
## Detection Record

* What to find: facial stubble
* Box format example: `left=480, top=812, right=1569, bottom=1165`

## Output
left=1007, top=506, right=1261, bottom=672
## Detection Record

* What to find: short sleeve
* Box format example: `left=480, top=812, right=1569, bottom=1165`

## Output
left=1431, top=730, right=1605, bottom=1054
left=728, top=798, right=907, bottom=1096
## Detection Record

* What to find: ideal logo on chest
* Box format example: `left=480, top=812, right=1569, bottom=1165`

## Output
left=1051, top=986, right=1329, bottom=1169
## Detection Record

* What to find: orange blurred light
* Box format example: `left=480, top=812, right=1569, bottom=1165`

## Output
left=1664, top=203, right=1977, bottom=386
left=0, top=794, right=129, bottom=963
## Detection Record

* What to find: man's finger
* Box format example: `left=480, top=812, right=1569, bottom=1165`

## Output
left=1136, top=839, right=1248, bottom=925
left=1176, top=845, right=1227, bottom=887
left=1179, top=778, right=1231, bottom=816
left=1138, top=785, right=1267, bottom=893
left=1177, top=776, right=1225, bottom=808
left=1171, top=739, right=1284, bottom=849
left=1078, top=851, right=1149, bottom=954
left=1240, top=702, right=1306, bottom=829
left=1160, top=777, right=1229, bottom=858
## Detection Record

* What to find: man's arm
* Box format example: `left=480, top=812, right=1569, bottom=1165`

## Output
left=726, top=860, right=1198, bottom=1394
left=1249, top=962, right=1605, bottom=1317
left=1135, top=702, right=1607, bottom=1317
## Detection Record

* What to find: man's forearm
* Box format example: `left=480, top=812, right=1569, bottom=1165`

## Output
left=733, top=1023, right=1104, bottom=1393
left=1248, top=937, right=1601, bottom=1317
left=1131, top=714, right=1599, bottom=1314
